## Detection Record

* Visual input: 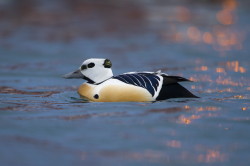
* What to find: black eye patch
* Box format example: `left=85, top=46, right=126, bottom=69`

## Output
left=87, top=63, right=95, bottom=68
left=81, top=65, right=87, bottom=70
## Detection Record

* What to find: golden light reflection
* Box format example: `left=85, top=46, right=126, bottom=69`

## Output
left=185, top=26, right=243, bottom=50
left=178, top=106, right=220, bottom=125
left=218, top=88, right=233, bottom=93
left=197, top=106, right=220, bottom=112
left=190, top=74, right=247, bottom=88
left=217, top=0, right=237, bottom=25
left=222, top=0, right=237, bottom=11
left=190, top=85, right=203, bottom=90
left=189, top=75, right=212, bottom=83
left=166, top=140, right=182, bottom=148
left=216, top=9, right=234, bottom=25
left=216, top=67, right=225, bottom=73
left=214, top=29, right=242, bottom=50
left=176, top=6, right=191, bottom=22
left=216, top=76, right=243, bottom=86
left=203, top=32, right=214, bottom=44
left=179, top=116, right=191, bottom=124
left=202, top=88, right=233, bottom=93
left=242, top=107, right=247, bottom=111
left=239, top=67, right=246, bottom=73
left=189, top=77, right=197, bottom=82
left=160, top=0, right=243, bottom=51
left=179, top=115, right=201, bottom=125
left=226, top=61, right=246, bottom=73
left=187, top=26, right=201, bottom=43
left=195, top=61, right=246, bottom=79
left=184, top=105, right=190, bottom=110
left=172, top=32, right=184, bottom=42
left=198, top=150, right=226, bottom=163
left=233, top=95, right=244, bottom=99
left=196, top=66, right=208, bottom=71
left=203, top=27, right=242, bottom=50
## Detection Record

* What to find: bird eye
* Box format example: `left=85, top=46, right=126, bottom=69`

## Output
left=87, top=63, right=95, bottom=68
left=81, top=65, right=87, bottom=70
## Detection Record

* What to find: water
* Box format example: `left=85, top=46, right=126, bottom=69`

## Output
left=0, top=0, right=250, bottom=165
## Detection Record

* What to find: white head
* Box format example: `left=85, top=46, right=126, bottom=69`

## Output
left=64, top=58, right=113, bottom=84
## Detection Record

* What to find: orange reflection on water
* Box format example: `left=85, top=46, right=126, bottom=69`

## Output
left=189, top=75, right=212, bottom=83
left=171, top=32, right=184, bottom=42
left=179, top=117, right=191, bottom=124
left=218, top=88, right=233, bottom=93
left=233, top=95, right=244, bottom=99
left=166, top=140, right=182, bottom=148
left=178, top=106, right=220, bottom=124
left=176, top=6, right=191, bottom=22
left=198, top=150, right=226, bottom=163
left=189, top=77, right=197, bottom=82
left=191, top=85, right=196, bottom=89
left=196, top=66, right=208, bottom=71
left=202, top=88, right=233, bottom=93
left=197, top=106, right=220, bottom=112
left=242, top=107, right=247, bottom=111
left=223, top=0, right=237, bottom=11
left=183, top=26, right=243, bottom=50
left=216, top=76, right=243, bottom=86
left=203, top=32, right=214, bottom=44
left=216, top=9, right=234, bottom=25
left=187, top=26, right=201, bottom=43
left=216, top=67, right=225, bottom=73
left=226, top=61, right=246, bottom=73
left=217, top=0, right=237, bottom=25
left=239, top=67, right=246, bottom=73
left=179, top=115, right=201, bottom=125
left=160, top=0, right=243, bottom=51
left=213, top=29, right=242, bottom=51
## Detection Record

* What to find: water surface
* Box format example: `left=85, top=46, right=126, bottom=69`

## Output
left=0, top=0, right=250, bottom=165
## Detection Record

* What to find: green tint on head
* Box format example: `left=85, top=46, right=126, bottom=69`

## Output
left=103, top=59, right=112, bottom=68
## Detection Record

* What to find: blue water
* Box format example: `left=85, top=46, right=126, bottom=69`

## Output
left=0, top=0, right=250, bottom=165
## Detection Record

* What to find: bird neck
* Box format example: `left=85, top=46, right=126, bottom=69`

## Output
left=90, top=70, right=113, bottom=84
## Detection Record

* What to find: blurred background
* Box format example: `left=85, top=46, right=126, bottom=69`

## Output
left=0, top=0, right=249, bottom=166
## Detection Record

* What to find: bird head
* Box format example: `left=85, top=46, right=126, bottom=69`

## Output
left=63, top=58, right=113, bottom=84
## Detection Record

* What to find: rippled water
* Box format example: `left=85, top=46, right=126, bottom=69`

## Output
left=0, top=0, right=250, bottom=165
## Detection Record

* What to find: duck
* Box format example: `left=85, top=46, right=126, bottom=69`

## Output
left=63, top=58, right=198, bottom=102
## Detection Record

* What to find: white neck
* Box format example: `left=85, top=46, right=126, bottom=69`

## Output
left=89, top=69, right=113, bottom=84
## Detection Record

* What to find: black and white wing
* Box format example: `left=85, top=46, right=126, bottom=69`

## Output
left=113, top=72, right=162, bottom=97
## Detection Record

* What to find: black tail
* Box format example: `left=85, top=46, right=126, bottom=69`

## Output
left=156, top=75, right=199, bottom=101
left=156, top=83, right=199, bottom=100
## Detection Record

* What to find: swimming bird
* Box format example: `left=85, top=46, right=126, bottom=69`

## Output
left=63, top=58, right=198, bottom=102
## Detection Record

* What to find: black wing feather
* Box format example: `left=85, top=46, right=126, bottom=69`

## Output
left=162, top=75, right=191, bottom=85
left=114, top=73, right=160, bottom=96
left=157, top=75, right=199, bottom=100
